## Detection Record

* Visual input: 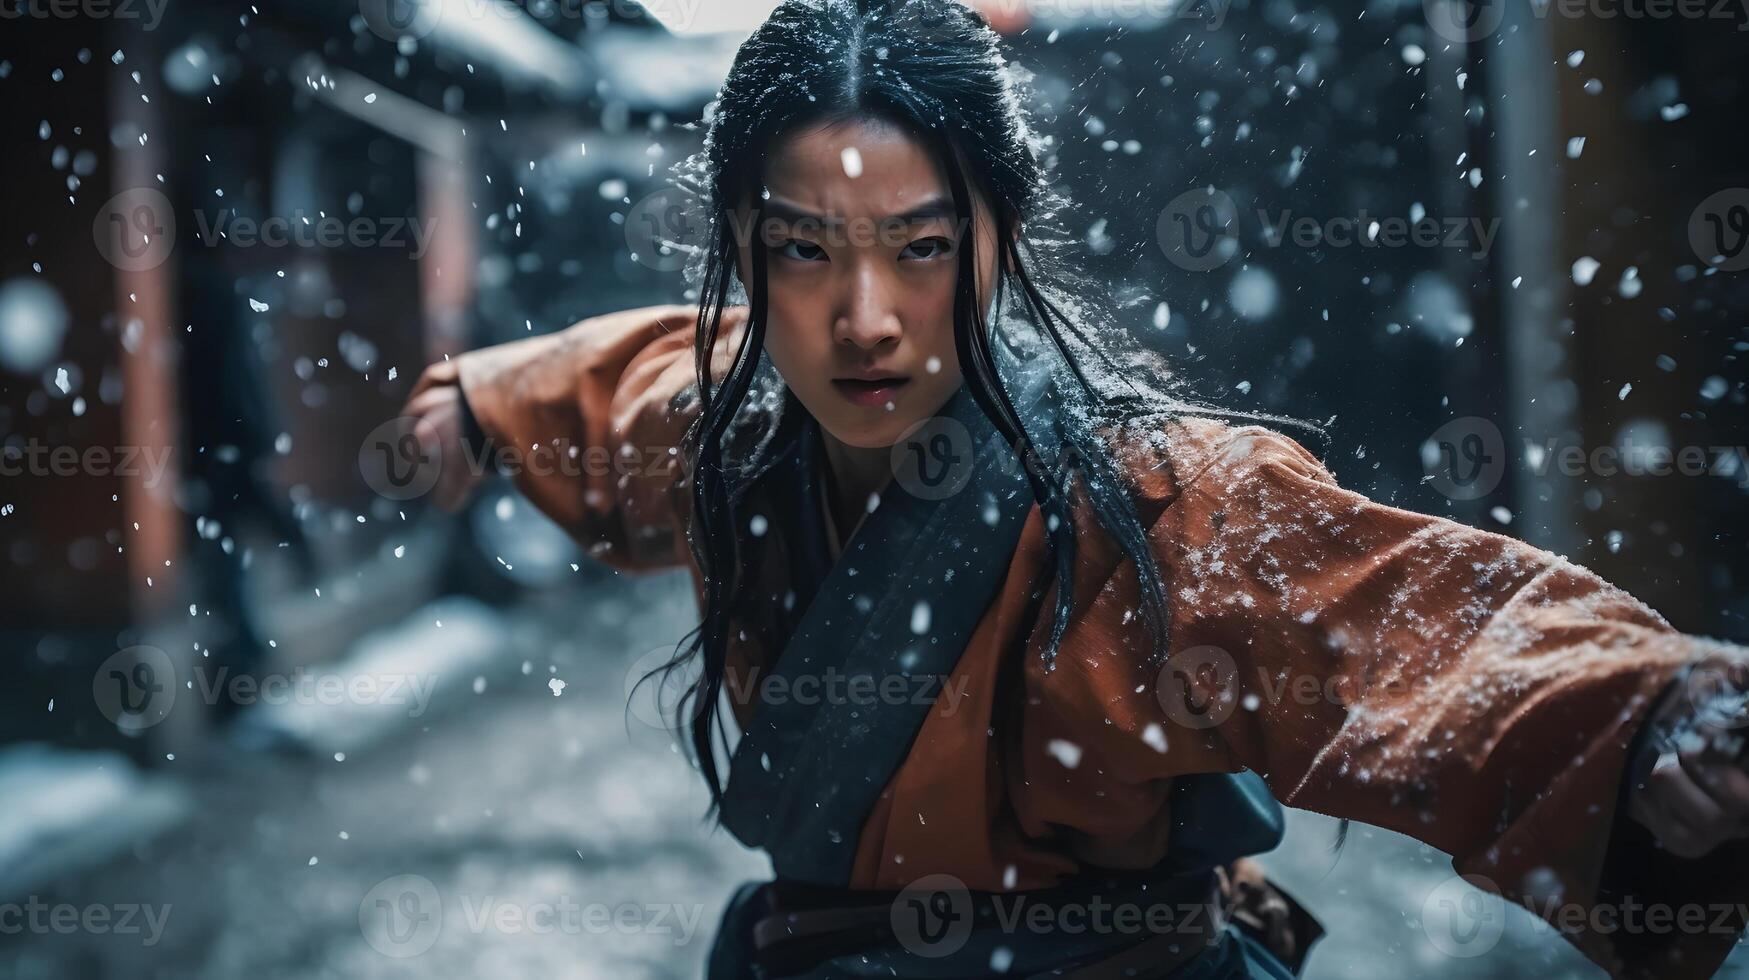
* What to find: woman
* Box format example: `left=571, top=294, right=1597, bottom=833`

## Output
left=402, top=1, right=1749, bottom=977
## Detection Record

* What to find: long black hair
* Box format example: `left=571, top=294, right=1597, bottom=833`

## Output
left=659, top=0, right=1318, bottom=814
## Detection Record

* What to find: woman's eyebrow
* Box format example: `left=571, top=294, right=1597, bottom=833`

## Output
left=761, top=195, right=958, bottom=225
left=889, top=196, right=957, bottom=222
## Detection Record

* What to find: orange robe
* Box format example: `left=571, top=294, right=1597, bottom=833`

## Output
left=413, top=304, right=1749, bottom=979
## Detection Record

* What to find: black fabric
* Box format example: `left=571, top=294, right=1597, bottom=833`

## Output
left=708, top=882, right=774, bottom=980
left=1158, top=772, right=1287, bottom=876
left=749, top=866, right=1223, bottom=979
left=718, top=346, right=1057, bottom=885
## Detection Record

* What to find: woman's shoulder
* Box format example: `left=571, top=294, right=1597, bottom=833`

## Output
left=1100, top=411, right=1333, bottom=512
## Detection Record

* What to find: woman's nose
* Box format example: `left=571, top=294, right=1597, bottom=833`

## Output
left=833, top=265, right=904, bottom=350
left=833, top=311, right=903, bottom=350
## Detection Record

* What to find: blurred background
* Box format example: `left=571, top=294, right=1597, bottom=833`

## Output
left=2, top=0, right=1747, bottom=977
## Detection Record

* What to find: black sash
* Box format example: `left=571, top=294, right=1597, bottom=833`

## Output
left=719, top=345, right=1057, bottom=886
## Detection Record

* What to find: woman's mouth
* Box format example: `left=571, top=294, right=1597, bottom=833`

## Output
left=831, top=377, right=911, bottom=407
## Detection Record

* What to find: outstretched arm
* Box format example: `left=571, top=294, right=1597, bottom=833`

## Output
left=1159, top=427, right=1749, bottom=979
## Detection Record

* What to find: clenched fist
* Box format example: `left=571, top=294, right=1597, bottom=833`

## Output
left=1628, top=660, right=1749, bottom=859
left=401, top=365, right=489, bottom=513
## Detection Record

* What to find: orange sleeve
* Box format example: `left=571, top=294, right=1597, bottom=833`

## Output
left=409, top=304, right=747, bottom=572
left=1156, top=427, right=1749, bottom=979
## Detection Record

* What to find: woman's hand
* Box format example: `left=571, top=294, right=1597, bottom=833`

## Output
left=401, top=372, right=488, bottom=513
left=1628, top=660, right=1749, bottom=858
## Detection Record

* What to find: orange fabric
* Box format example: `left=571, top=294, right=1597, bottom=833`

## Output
left=412, top=304, right=748, bottom=569
left=425, top=305, right=1749, bottom=980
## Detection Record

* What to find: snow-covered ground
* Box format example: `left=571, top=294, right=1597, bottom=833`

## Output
left=0, top=572, right=767, bottom=980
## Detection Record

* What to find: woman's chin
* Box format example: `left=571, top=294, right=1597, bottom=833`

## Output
left=807, top=382, right=960, bottom=451
left=818, top=412, right=928, bottom=451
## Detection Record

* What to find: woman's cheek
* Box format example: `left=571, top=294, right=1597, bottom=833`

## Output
left=763, top=323, right=829, bottom=409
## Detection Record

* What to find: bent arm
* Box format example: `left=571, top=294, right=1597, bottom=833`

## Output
left=408, top=304, right=747, bottom=571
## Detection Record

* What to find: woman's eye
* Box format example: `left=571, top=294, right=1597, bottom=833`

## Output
left=901, top=237, right=956, bottom=261
left=778, top=239, right=827, bottom=262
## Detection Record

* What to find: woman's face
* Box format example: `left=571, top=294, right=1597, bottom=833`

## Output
left=736, top=117, right=1001, bottom=450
